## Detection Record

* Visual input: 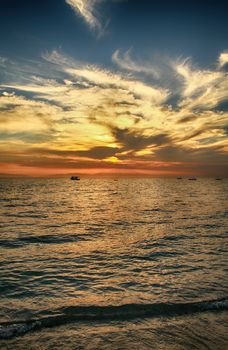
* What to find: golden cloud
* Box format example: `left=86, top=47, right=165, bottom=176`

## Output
left=0, top=50, right=227, bottom=176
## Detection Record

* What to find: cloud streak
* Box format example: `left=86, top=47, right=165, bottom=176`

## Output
left=112, top=49, right=160, bottom=79
left=65, top=0, right=105, bottom=35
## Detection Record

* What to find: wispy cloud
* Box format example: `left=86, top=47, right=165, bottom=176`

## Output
left=65, top=0, right=106, bottom=35
left=112, top=49, right=160, bottom=79
left=0, top=56, right=7, bottom=67
left=175, top=58, right=223, bottom=98
left=174, top=58, right=228, bottom=111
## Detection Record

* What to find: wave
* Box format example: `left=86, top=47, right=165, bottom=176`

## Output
left=0, top=297, right=227, bottom=340
left=0, top=233, right=100, bottom=248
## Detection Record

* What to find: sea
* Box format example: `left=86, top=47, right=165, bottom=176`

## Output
left=0, top=177, right=227, bottom=350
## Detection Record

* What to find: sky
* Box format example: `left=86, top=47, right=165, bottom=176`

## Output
left=0, top=0, right=227, bottom=176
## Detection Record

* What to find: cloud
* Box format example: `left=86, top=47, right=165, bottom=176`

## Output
left=218, top=52, right=228, bottom=69
left=174, top=57, right=228, bottom=111
left=28, top=145, right=120, bottom=160
left=66, top=66, right=168, bottom=104
left=175, top=58, right=222, bottom=98
left=0, top=50, right=227, bottom=176
left=65, top=0, right=108, bottom=36
left=0, top=56, right=8, bottom=67
left=112, top=49, right=160, bottom=79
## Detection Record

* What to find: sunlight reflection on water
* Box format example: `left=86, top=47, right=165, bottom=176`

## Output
left=0, top=178, right=227, bottom=348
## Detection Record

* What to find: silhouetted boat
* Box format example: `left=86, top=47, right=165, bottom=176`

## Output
left=215, top=178, right=222, bottom=180
left=70, top=176, right=80, bottom=181
left=177, top=177, right=182, bottom=180
left=188, top=178, right=197, bottom=181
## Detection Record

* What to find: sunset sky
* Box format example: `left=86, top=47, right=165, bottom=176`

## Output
left=0, top=0, right=227, bottom=176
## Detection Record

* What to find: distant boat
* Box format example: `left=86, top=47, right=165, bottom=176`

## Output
left=215, top=178, right=222, bottom=180
left=70, top=176, right=80, bottom=181
left=177, top=177, right=183, bottom=180
left=188, top=178, right=197, bottom=181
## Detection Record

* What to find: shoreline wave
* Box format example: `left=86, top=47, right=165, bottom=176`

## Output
left=1, top=297, right=227, bottom=340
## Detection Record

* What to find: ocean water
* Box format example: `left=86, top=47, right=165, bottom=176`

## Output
left=0, top=177, right=227, bottom=350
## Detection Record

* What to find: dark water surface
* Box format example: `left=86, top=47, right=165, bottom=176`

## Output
left=0, top=178, right=227, bottom=349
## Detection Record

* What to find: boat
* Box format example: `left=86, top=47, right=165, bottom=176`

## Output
left=215, top=178, right=222, bottom=180
left=177, top=177, right=182, bottom=180
left=70, top=176, right=80, bottom=181
left=188, top=178, right=197, bottom=181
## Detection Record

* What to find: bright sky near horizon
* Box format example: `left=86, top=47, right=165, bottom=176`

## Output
left=0, top=0, right=227, bottom=176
